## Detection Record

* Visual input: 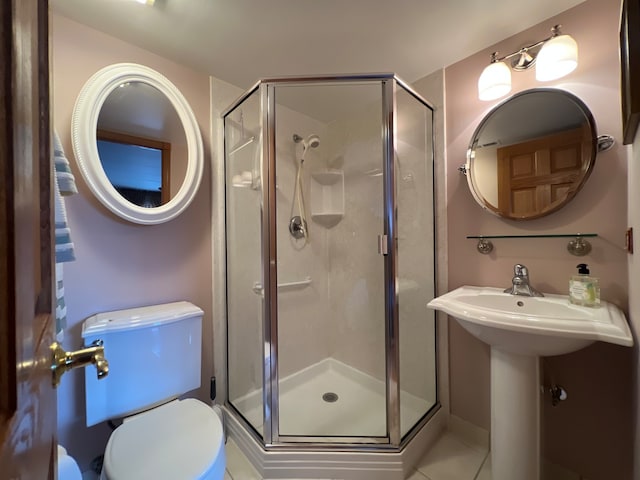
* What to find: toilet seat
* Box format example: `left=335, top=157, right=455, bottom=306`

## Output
left=102, top=398, right=226, bottom=480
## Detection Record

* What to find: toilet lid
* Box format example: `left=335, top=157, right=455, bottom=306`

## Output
left=103, top=399, right=225, bottom=480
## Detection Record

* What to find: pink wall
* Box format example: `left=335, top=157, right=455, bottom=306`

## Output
left=445, top=0, right=633, bottom=477
left=52, top=14, right=213, bottom=470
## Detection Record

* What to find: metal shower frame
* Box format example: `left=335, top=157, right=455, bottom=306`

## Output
left=222, top=73, right=438, bottom=451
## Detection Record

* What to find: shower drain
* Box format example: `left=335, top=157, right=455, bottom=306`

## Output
left=322, top=392, right=339, bottom=403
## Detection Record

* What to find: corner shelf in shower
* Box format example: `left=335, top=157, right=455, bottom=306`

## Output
left=310, top=170, right=344, bottom=228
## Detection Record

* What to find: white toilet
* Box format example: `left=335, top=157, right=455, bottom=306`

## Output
left=82, top=301, right=226, bottom=480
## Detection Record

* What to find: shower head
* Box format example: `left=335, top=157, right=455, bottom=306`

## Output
left=305, top=134, right=320, bottom=149
left=295, top=133, right=320, bottom=163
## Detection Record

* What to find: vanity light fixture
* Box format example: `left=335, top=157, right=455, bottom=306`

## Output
left=133, top=0, right=155, bottom=5
left=478, top=25, right=578, bottom=101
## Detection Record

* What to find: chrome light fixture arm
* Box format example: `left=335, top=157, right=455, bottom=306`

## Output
left=479, top=25, right=577, bottom=101
left=489, top=25, right=563, bottom=71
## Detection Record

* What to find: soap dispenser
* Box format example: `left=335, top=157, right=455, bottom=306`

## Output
left=569, top=263, right=600, bottom=307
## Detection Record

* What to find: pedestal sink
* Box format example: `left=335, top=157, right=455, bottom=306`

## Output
left=427, top=286, right=633, bottom=480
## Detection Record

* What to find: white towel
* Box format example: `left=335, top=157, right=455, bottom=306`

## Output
left=53, top=131, right=77, bottom=341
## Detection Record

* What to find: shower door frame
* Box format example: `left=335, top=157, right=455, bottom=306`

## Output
left=224, top=74, right=439, bottom=450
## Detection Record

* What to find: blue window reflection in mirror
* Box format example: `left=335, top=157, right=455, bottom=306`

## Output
left=97, top=130, right=171, bottom=208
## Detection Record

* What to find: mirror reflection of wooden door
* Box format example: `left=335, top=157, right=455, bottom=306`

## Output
left=0, top=1, right=57, bottom=479
left=497, top=128, right=586, bottom=218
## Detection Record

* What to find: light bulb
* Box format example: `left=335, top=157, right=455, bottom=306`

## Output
left=478, top=61, right=512, bottom=101
left=536, top=34, right=578, bottom=81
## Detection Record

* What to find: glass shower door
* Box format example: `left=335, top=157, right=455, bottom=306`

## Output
left=395, top=83, right=437, bottom=438
left=224, top=89, right=265, bottom=437
left=271, top=82, right=388, bottom=440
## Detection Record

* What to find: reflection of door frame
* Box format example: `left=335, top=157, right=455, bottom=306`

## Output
left=497, top=127, right=586, bottom=218
left=97, top=129, right=172, bottom=204
left=0, top=0, right=57, bottom=478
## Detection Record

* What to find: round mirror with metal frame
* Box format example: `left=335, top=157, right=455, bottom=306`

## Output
left=72, top=63, right=203, bottom=225
left=466, top=88, right=597, bottom=220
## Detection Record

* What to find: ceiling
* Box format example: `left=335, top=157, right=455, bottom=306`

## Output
left=51, top=0, right=587, bottom=91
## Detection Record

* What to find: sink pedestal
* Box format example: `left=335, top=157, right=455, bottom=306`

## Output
left=491, top=349, right=540, bottom=480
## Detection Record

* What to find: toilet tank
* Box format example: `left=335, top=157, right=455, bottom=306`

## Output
left=82, top=302, right=204, bottom=427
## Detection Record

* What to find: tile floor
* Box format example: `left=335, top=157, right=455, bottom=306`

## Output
left=224, top=430, right=492, bottom=480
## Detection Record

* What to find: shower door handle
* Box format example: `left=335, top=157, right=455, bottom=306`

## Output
left=378, top=235, right=388, bottom=255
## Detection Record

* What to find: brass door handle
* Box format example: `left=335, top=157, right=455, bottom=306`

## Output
left=51, top=339, right=109, bottom=387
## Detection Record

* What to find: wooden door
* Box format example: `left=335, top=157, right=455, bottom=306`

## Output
left=0, top=1, right=57, bottom=479
left=497, top=128, right=586, bottom=218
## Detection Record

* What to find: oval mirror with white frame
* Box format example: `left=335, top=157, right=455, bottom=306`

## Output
left=466, top=88, right=597, bottom=220
left=72, top=63, right=203, bottom=225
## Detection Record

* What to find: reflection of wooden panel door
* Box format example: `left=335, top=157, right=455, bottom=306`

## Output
left=497, top=128, right=585, bottom=218
left=0, top=1, right=57, bottom=479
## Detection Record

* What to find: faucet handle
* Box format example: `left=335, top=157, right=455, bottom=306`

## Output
left=514, top=264, right=528, bottom=276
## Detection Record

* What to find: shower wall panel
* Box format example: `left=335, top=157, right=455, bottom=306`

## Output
left=273, top=103, right=331, bottom=380
left=325, top=99, right=386, bottom=382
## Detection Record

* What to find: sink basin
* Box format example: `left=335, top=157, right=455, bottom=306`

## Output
left=427, top=286, right=633, bottom=356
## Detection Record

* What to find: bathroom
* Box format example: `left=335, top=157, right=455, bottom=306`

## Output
left=3, top=0, right=638, bottom=478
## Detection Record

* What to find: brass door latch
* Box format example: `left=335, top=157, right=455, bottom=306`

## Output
left=51, top=339, right=109, bottom=387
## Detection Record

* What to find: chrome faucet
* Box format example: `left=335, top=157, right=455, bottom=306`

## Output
left=504, top=264, right=544, bottom=297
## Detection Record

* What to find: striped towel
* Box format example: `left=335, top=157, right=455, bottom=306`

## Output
left=55, top=263, right=67, bottom=341
left=53, top=131, right=77, bottom=341
left=54, top=130, right=77, bottom=263
left=54, top=131, right=77, bottom=196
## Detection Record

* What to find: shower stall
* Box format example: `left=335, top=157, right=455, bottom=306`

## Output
left=222, top=74, right=439, bottom=477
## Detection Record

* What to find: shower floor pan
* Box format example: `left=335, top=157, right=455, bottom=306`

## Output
left=232, top=357, right=434, bottom=438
